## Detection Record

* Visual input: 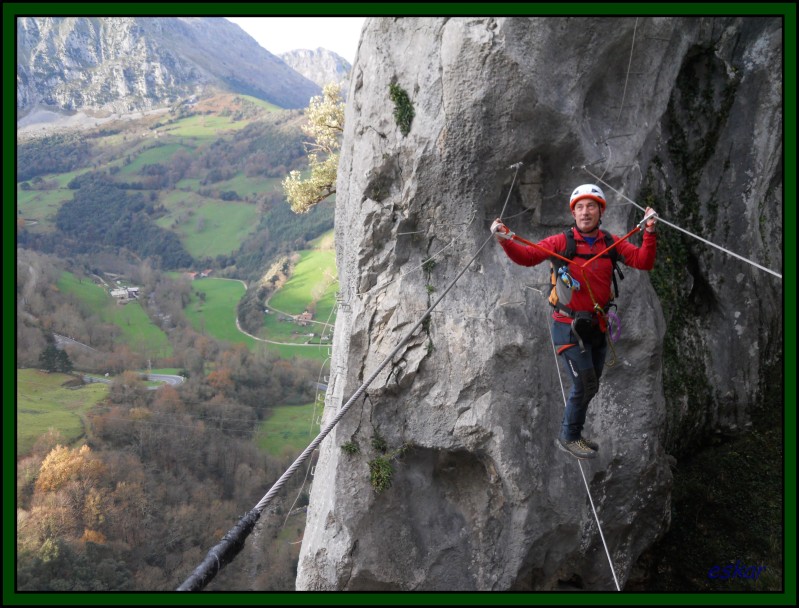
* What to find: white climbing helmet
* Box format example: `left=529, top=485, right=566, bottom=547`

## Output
left=569, top=184, right=606, bottom=211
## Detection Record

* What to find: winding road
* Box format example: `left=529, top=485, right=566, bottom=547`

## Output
left=217, top=277, right=334, bottom=347
left=83, top=373, right=185, bottom=389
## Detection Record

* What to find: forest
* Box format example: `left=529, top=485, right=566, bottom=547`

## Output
left=53, top=174, right=193, bottom=269
left=16, top=247, right=320, bottom=590
left=16, top=372, right=313, bottom=590
left=15, top=97, right=337, bottom=591
left=16, top=100, right=334, bottom=280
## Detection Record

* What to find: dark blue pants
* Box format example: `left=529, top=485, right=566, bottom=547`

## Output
left=551, top=320, right=607, bottom=441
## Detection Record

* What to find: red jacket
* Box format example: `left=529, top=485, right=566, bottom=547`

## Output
left=499, top=227, right=657, bottom=323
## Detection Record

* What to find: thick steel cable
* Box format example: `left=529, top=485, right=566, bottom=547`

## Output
left=582, top=167, right=783, bottom=279
left=177, top=164, right=522, bottom=591
left=178, top=237, right=496, bottom=591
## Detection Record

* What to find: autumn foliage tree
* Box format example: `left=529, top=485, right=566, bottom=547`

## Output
left=282, top=83, right=345, bottom=213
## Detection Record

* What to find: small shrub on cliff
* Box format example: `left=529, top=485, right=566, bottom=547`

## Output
left=368, top=456, right=394, bottom=493
left=368, top=443, right=410, bottom=493
left=371, top=431, right=388, bottom=453
left=341, top=440, right=360, bottom=455
left=389, top=83, right=414, bottom=136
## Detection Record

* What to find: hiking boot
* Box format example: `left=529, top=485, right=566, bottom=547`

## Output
left=557, top=437, right=597, bottom=459
left=581, top=437, right=599, bottom=451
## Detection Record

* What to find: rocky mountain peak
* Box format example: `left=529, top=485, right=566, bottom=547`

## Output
left=16, top=16, right=320, bottom=117
left=280, top=47, right=351, bottom=92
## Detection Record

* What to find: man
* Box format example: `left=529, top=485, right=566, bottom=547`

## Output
left=491, top=184, right=658, bottom=459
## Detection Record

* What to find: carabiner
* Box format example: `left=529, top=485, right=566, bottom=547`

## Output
left=558, top=267, right=580, bottom=291
left=638, top=210, right=658, bottom=230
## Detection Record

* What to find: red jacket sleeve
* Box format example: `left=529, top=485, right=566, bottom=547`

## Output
left=616, top=230, right=657, bottom=270
left=498, top=233, right=565, bottom=267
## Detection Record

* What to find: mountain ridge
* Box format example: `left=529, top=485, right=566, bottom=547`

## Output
left=16, top=17, right=322, bottom=116
left=280, top=47, right=351, bottom=91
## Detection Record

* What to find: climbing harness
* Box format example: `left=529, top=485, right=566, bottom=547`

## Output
left=511, top=210, right=657, bottom=365
left=547, top=228, right=623, bottom=361
left=550, top=228, right=624, bottom=311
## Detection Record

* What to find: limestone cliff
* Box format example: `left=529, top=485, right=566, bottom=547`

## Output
left=280, top=47, right=351, bottom=91
left=297, top=17, right=783, bottom=591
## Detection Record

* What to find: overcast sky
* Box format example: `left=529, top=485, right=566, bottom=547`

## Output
left=226, top=17, right=367, bottom=64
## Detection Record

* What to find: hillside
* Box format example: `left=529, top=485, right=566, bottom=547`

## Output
left=17, top=92, right=334, bottom=277
left=280, top=47, right=351, bottom=91
left=17, top=17, right=320, bottom=114
left=16, top=369, right=108, bottom=457
left=13, top=13, right=350, bottom=596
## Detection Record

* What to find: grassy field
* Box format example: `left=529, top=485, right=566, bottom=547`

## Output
left=262, top=245, right=337, bottom=362
left=264, top=341, right=333, bottom=364
left=57, top=272, right=173, bottom=358
left=17, top=167, right=94, bottom=226
left=183, top=278, right=332, bottom=363
left=15, top=369, right=322, bottom=462
left=18, top=94, right=337, bottom=368
left=261, top=312, right=332, bottom=343
left=234, top=95, right=283, bottom=113
left=17, top=186, right=76, bottom=232
left=211, top=173, right=284, bottom=199
left=155, top=194, right=260, bottom=259
left=185, top=278, right=256, bottom=347
left=157, top=113, right=254, bottom=138
left=117, top=142, right=193, bottom=175
left=248, top=231, right=337, bottom=363
left=104, top=301, right=173, bottom=359
left=57, top=271, right=109, bottom=308
left=254, top=401, right=323, bottom=458
left=16, top=369, right=108, bottom=458
left=268, top=248, right=338, bottom=315
left=184, top=272, right=334, bottom=364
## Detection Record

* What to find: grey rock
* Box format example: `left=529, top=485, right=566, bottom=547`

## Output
left=294, top=16, right=782, bottom=591
left=280, top=47, right=352, bottom=93
left=16, top=17, right=320, bottom=115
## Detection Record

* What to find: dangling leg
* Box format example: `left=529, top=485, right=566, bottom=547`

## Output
left=579, top=330, right=608, bottom=451
left=552, top=321, right=598, bottom=459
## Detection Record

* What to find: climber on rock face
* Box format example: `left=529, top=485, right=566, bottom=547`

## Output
left=491, top=184, right=658, bottom=460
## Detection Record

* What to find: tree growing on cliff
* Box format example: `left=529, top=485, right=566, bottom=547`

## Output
left=282, top=83, right=344, bottom=214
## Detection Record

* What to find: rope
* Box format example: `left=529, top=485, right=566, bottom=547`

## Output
left=362, top=162, right=522, bottom=297
left=616, top=18, right=639, bottom=125
left=582, top=167, right=783, bottom=279
left=361, top=207, right=477, bottom=295
left=577, top=458, right=621, bottom=591
left=546, top=314, right=621, bottom=591
left=177, top=163, right=523, bottom=591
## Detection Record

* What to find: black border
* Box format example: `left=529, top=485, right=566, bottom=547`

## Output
left=4, top=3, right=795, bottom=606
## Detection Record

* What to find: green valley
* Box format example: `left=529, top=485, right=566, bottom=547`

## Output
left=16, top=88, right=338, bottom=594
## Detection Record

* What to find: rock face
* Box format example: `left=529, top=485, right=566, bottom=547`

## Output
left=280, top=47, right=351, bottom=91
left=296, top=17, right=782, bottom=591
left=16, top=17, right=320, bottom=114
